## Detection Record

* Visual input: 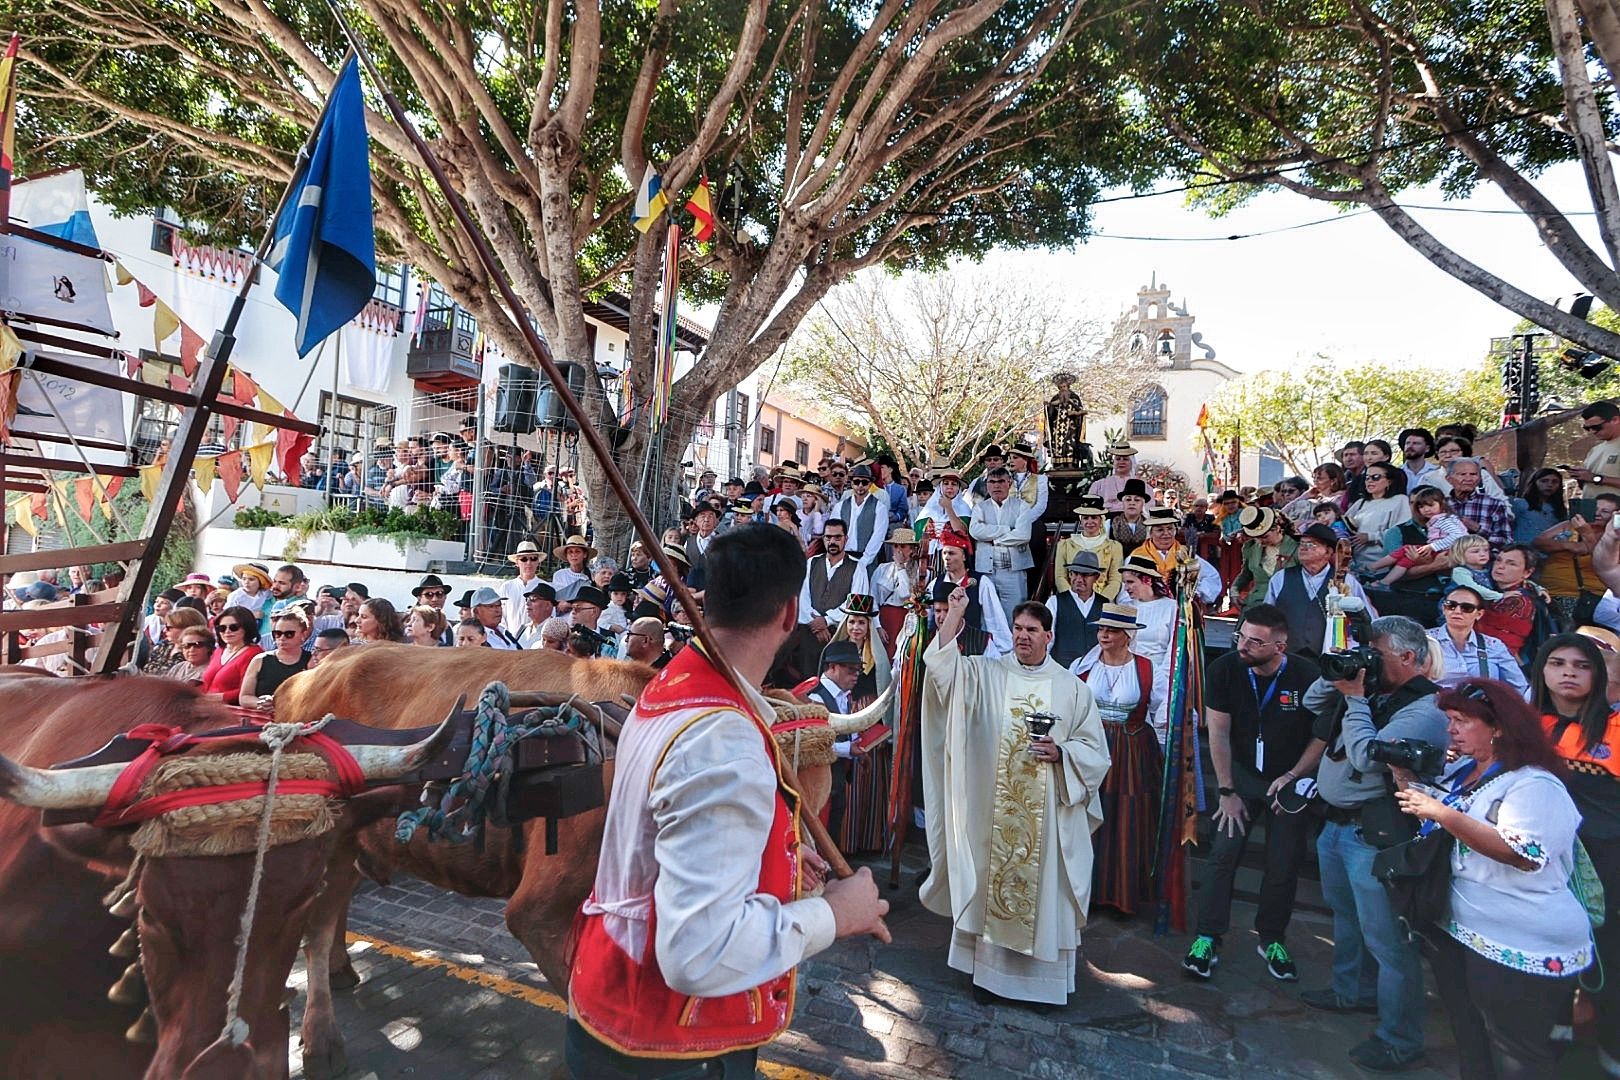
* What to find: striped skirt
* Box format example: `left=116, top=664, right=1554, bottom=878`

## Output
left=1092, top=719, right=1163, bottom=915
left=838, top=744, right=891, bottom=855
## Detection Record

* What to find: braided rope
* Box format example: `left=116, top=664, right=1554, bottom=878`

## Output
left=395, top=682, right=589, bottom=845
left=217, top=715, right=331, bottom=1048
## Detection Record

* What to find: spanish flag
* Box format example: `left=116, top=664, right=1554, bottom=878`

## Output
left=633, top=164, right=667, bottom=233
left=0, top=33, right=19, bottom=225
left=685, top=176, right=715, bottom=242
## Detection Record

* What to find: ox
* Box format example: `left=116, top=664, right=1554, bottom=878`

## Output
left=272, top=643, right=891, bottom=1079
left=0, top=674, right=449, bottom=1079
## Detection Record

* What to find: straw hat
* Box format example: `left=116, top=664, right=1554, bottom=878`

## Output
left=552, top=534, right=598, bottom=560
left=1239, top=506, right=1279, bottom=538
left=1105, top=441, right=1138, bottom=458
left=232, top=562, right=272, bottom=590
left=887, top=526, right=920, bottom=546
left=509, top=540, right=544, bottom=563
left=1095, top=603, right=1145, bottom=630
left=1120, top=554, right=1162, bottom=580
left=1073, top=496, right=1106, bottom=517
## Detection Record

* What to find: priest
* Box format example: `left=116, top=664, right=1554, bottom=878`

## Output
left=920, top=587, right=1110, bottom=1005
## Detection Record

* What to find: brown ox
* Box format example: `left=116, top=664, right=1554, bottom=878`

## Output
left=271, top=643, right=657, bottom=1078
left=0, top=675, right=447, bottom=1079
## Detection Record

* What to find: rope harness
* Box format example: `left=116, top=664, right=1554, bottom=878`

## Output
left=396, top=681, right=595, bottom=844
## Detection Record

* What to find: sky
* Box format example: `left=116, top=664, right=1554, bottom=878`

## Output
left=961, top=160, right=1603, bottom=376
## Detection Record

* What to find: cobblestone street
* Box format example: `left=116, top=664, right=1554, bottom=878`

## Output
left=282, top=848, right=1593, bottom=1080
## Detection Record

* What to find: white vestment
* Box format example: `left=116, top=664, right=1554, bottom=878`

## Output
left=919, top=634, right=1110, bottom=1002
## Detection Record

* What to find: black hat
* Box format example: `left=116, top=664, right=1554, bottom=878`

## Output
left=821, top=640, right=862, bottom=669
left=849, top=464, right=873, bottom=481
left=608, top=571, right=633, bottom=594
left=981, top=444, right=1005, bottom=460
left=523, top=578, right=556, bottom=601
left=158, top=587, right=185, bottom=603
left=693, top=502, right=719, bottom=519
left=1299, top=523, right=1340, bottom=548
left=453, top=589, right=475, bottom=609
left=346, top=582, right=370, bottom=600
left=632, top=600, right=665, bottom=621
left=742, top=481, right=767, bottom=498
left=679, top=504, right=696, bottom=521
left=1120, top=478, right=1150, bottom=500
left=1008, top=441, right=1039, bottom=462
left=1074, top=495, right=1106, bottom=517
left=930, top=578, right=960, bottom=604
left=725, top=476, right=746, bottom=488
left=411, top=573, right=448, bottom=598
left=460, top=415, right=478, bottom=431
left=571, top=584, right=609, bottom=609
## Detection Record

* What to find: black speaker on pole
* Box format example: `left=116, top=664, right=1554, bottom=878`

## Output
left=494, top=364, right=539, bottom=434
left=535, top=361, right=588, bottom=433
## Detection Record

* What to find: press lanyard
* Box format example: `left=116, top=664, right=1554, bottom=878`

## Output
left=1249, top=658, right=1285, bottom=772
left=1418, top=761, right=1504, bottom=836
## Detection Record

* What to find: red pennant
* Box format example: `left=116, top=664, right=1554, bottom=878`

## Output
left=125, top=353, right=143, bottom=378
left=73, top=477, right=94, bottom=523
left=276, top=410, right=313, bottom=483
left=179, top=324, right=205, bottom=378
left=217, top=451, right=242, bottom=502
left=221, top=415, right=240, bottom=446
left=231, top=368, right=257, bottom=405
left=28, top=493, right=46, bottom=520
left=168, top=372, right=191, bottom=394
left=136, top=283, right=157, bottom=308
left=104, top=476, right=124, bottom=501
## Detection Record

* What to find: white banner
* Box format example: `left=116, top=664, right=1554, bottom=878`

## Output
left=0, top=232, right=116, bottom=335
left=12, top=353, right=129, bottom=444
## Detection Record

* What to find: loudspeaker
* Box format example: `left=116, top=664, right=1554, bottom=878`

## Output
left=494, top=364, right=539, bottom=434
left=536, top=361, right=588, bottom=433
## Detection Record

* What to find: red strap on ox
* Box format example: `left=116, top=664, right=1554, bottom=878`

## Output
left=89, top=723, right=367, bottom=829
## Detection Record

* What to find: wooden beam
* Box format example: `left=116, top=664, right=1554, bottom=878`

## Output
left=0, top=481, right=47, bottom=494
left=0, top=602, right=123, bottom=632
left=22, top=350, right=323, bottom=436
left=21, top=430, right=130, bottom=454
left=0, top=452, right=140, bottom=478
left=0, top=540, right=148, bottom=573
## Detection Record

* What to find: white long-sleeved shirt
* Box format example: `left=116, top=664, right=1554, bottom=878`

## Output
left=501, top=575, right=542, bottom=636
left=870, top=560, right=920, bottom=610
left=583, top=688, right=837, bottom=996
left=969, top=496, right=1033, bottom=573
left=797, top=556, right=871, bottom=625
left=831, top=490, right=889, bottom=569
left=920, top=492, right=973, bottom=551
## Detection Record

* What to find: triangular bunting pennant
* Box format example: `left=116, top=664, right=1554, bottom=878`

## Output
left=217, top=450, right=242, bottom=502
left=153, top=299, right=179, bottom=344
left=48, top=481, right=69, bottom=530
left=221, top=415, right=240, bottom=446
left=255, top=385, right=282, bottom=417
left=140, top=361, right=168, bottom=387
left=0, top=322, right=21, bottom=374
left=246, top=440, right=274, bottom=489
left=12, top=498, right=37, bottom=537
left=192, top=454, right=216, bottom=495
left=276, top=413, right=314, bottom=484
left=167, top=371, right=191, bottom=394
left=139, top=463, right=162, bottom=502
left=179, top=323, right=205, bottom=378
left=28, top=493, right=47, bottom=521
left=124, top=353, right=142, bottom=378
left=135, top=282, right=157, bottom=308
left=103, top=475, right=123, bottom=502
left=232, top=367, right=258, bottom=405
left=73, top=477, right=94, bottom=523
left=114, top=261, right=134, bottom=287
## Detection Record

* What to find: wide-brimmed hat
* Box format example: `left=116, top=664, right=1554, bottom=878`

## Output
left=1144, top=508, right=1180, bottom=528
left=931, top=457, right=964, bottom=483
left=607, top=571, right=633, bottom=594
left=1120, top=478, right=1150, bottom=501
left=980, top=444, right=1005, bottom=461
left=742, top=481, right=767, bottom=499
left=1065, top=551, right=1103, bottom=576
left=774, top=459, right=800, bottom=475
left=836, top=594, right=877, bottom=619
left=1217, top=488, right=1242, bottom=503
left=929, top=578, right=959, bottom=604
left=1074, top=495, right=1106, bottom=517
left=661, top=541, right=691, bottom=567
left=232, top=562, right=273, bottom=589
left=453, top=589, right=476, bottom=609
left=412, top=573, right=448, bottom=597
left=1095, top=603, right=1145, bottom=630
left=691, top=502, right=719, bottom=520
left=571, top=584, right=609, bottom=609
left=821, top=640, right=863, bottom=669
left=1239, top=506, right=1278, bottom=538
left=1105, top=441, right=1138, bottom=458
left=510, top=540, right=544, bottom=563
left=730, top=499, right=756, bottom=514
left=887, top=526, right=920, bottom=546
left=1120, top=554, right=1162, bottom=580
left=1008, top=441, right=1039, bottom=462
left=849, top=464, right=874, bottom=481
left=552, top=535, right=598, bottom=560
left=470, top=587, right=503, bottom=607
left=523, top=578, right=556, bottom=601
left=1298, top=523, right=1340, bottom=548
left=180, top=572, right=213, bottom=589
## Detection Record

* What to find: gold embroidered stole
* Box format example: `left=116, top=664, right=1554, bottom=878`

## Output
left=983, top=665, right=1053, bottom=956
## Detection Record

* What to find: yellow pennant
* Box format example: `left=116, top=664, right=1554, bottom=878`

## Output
left=12, top=497, right=37, bottom=537
left=0, top=322, right=20, bottom=374
left=193, top=454, right=216, bottom=495
left=153, top=299, right=180, bottom=344
left=49, top=480, right=70, bottom=530
left=114, top=260, right=134, bottom=287
left=256, top=385, right=284, bottom=417
left=247, top=440, right=274, bottom=489
left=139, top=463, right=163, bottom=502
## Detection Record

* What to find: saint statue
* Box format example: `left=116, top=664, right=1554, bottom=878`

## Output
left=1045, top=373, right=1090, bottom=471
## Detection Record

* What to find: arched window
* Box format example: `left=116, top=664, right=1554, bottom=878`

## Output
left=1130, top=384, right=1167, bottom=440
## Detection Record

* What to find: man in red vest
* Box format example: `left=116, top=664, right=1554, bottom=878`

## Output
left=567, top=523, right=891, bottom=1079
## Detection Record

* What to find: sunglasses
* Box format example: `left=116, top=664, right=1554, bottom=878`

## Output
left=270, top=628, right=300, bottom=639
left=419, top=590, right=447, bottom=599
left=1585, top=422, right=1607, bottom=432
left=216, top=623, right=243, bottom=632
left=1442, top=599, right=1480, bottom=613
left=516, top=555, right=540, bottom=562
left=179, top=641, right=210, bottom=650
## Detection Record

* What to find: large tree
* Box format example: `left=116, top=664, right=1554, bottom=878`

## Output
left=11, top=0, right=1153, bottom=552
left=1204, top=359, right=1501, bottom=476
left=1118, top=0, right=1620, bottom=360
left=783, top=267, right=1161, bottom=471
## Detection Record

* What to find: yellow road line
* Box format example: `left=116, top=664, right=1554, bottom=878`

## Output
left=345, top=931, right=829, bottom=1080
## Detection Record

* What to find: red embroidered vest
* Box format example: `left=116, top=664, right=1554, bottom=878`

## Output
left=569, top=645, right=802, bottom=1057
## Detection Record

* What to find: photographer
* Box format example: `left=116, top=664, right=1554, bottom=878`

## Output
left=1300, top=615, right=1448, bottom=1073
left=1393, top=679, right=1590, bottom=1080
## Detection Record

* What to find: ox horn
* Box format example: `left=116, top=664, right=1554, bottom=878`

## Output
left=109, top=926, right=140, bottom=959
left=345, top=699, right=462, bottom=782
left=825, top=681, right=897, bottom=735
left=0, top=753, right=128, bottom=810
left=108, top=962, right=147, bottom=1006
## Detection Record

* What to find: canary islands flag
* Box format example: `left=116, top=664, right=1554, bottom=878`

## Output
left=633, top=165, right=667, bottom=233
left=268, top=57, right=376, bottom=358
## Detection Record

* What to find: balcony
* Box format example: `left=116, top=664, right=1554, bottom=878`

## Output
left=407, top=302, right=481, bottom=389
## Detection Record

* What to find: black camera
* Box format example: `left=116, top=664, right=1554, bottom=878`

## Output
left=667, top=622, right=696, bottom=643
left=1368, top=738, right=1446, bottom=779
left=1319, top=645, right=1382, bottom=688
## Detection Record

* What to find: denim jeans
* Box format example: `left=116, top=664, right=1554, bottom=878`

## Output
left=1316, top=820, right=1426, bottom=1057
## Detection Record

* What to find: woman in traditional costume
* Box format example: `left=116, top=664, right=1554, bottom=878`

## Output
left=829, top=595, right=892, bottom=854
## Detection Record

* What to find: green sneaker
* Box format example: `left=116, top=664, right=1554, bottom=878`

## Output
left=1259, top=940, right=1298, bottom=981
left=1182, top=935, right=1219, bottom=979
